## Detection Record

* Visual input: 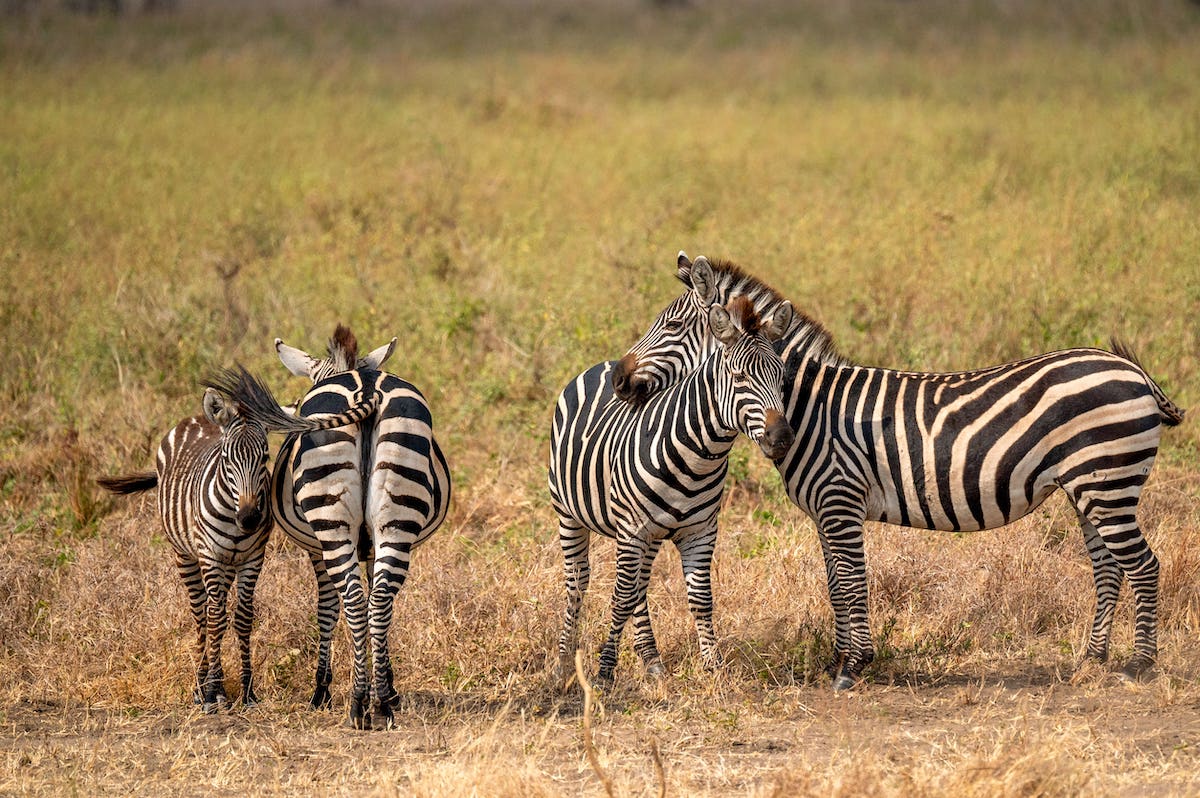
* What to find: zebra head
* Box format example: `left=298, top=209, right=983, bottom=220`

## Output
left=202, top=388, right=271, bottom=532
left=709, top=297, right=795, bottom=460
left=275, top=323, right=397, bottom=382
left=613, top=252, right=794, bottom=405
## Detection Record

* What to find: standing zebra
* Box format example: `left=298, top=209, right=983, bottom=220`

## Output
left=613, top=253, right=1184, bottom=689
left=97, top=379, right=377, bottom=711
left=223, top=325, right=451, bottom=730
left=549, top=297, right=795, bottom=684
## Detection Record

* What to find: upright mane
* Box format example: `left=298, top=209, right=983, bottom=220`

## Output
left=704, top=258, right=847, bottom=369
left=327, top=324, right=358, bottom=373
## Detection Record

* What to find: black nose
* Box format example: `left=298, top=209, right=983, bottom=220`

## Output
left=759, top=411, right=795, bottom=460
left=237, top=506, right=264, bottom=531
left=613, top=354, right=649, bottom=405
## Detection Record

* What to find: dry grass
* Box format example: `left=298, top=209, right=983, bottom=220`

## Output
left=3, top=0, right=1200, bottom=794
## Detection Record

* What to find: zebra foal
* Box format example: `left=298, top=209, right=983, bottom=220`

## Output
left=97, top=376, right=374, bottom=711
left=549, top=297, right=795, bottom=684
left=224, top=325, right=451, bottom=730
left=614, top=253, right=1184, bottom=689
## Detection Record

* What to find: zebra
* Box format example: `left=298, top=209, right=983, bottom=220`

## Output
left=220, top=325, right=451, bottom=730
left=97, top=378, right=378, bottom=711
left=612, top=252, right=1185, bottom=689
left=549, top=297, right=795, bottom=685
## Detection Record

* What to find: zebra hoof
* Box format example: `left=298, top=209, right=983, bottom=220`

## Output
left=201, top=701, right=221, bottom=715
left=645, top=661, right=666, bottom=679
left=1118, top=655, right=1155, bottom=683
left=309, top=686, right=333, bottom=710
left=831, top=673, right=859, bottom=692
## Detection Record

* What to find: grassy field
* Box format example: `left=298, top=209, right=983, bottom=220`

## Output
left=3, top=1, right=1200, bottom=794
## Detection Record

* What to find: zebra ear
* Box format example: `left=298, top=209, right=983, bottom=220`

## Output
left=202, top=387, right=237, bottom=427
left=708, top=303, right=741, bottom=347
left=691, top=256, right=717, bottom=306
left=675, top=251, right=693, bottom=285
left=360, top=338, right=396, bottom=371
left=276, top=338, right=319, bottom=378
left=764, top=301, right=793, bottom=342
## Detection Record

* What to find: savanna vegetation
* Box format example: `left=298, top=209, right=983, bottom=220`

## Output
left=2, top=0, right=1200, bottom=794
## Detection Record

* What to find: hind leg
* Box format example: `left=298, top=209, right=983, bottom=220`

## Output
left=556, top=518, right=591, bottom=686
left=307, top=552, right=339, bottom=709
left=1078, top=512, right=1123, bottom=663
left=1065, top=478, right=1159, bottom=679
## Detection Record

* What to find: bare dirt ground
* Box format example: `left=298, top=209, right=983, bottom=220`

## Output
left=5, top=649, right=1200, bottom=796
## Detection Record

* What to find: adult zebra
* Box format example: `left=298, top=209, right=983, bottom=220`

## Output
left=613, top=253, right=1184, bottom=689
left=97, top=379, right=378, bottom=711
left=218, top=325, right=451, bottom=730
left=549, top=297, right=795, bottom=684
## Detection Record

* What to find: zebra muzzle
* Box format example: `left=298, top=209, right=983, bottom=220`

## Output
left=612, top=353, right=653, bottom=406
left=236, top=495, right=264, bottom=531
left=757, top=410, right=795, bottom=460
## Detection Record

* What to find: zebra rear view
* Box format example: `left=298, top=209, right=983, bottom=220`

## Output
left=229, top=325, right=451, bottom=730
left=98, top=375, right=380, bottom=712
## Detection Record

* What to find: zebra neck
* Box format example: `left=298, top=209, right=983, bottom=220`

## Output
left=645, top=356, right=739, bottom=471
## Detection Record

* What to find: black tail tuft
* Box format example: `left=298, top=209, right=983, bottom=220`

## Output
left=203, top=365, right=303, bottom=434
left=1110, top=339, right=1186, bottom=427
left=96, top=471, right=158, bottom=495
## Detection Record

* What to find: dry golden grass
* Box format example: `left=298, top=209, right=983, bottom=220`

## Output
left=3, top=0, right=1200, bottom=794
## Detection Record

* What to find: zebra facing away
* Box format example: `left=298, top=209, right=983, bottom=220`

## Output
left=222, top=326, right=451, bottom=730
left=549, top=297, right=795, bottom=685
left=614, top=252, right=1185, bottom=690
left=96, top=380, right=376, bottom=711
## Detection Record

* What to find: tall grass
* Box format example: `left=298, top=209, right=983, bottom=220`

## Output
left=2, top=1, right=1200, bottom=794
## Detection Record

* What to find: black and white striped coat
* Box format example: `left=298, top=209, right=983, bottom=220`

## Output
left=230, top=326, right=451, bottom=730
left=615, top=253, right=1184, bottom=688
left=97, top=381, right=376, bottom=710
left=549, top=298, right=795, bottom=684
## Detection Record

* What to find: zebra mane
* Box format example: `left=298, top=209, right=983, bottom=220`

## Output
left=704, top=258, right=847, bottom=368
left=726, top=296, right=764, bottom=334
left=328, top=324, right=358, bottom=373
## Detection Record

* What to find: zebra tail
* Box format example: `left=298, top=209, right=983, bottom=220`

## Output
left=203, top=366, right=381, bottom=434
left=96, top=471, right=158, bottom=495
left=1110, top=339, right=1186, bottom=427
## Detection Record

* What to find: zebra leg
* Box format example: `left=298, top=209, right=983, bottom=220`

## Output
left=176, top=556, right=209, bottom=705
left=233, top=554, right=264, bottom=707
left=367, top=539, right=411, bottom=731
left=556, top=519, right=591, bottom=687
left=597, top=534, right=653, bottom=683
left=1068, top=484, right=1159, bottom=680
left=629, top=539, right=665, bottom=677
left=1078, top=513, right=1122, bottom=663
left=820, top=515, right=873, bottom=691
left=814, top=524, right=850, bottom=681
left=674, top=529, right=721, bottom=671
left=325, top=553, right=372, bottom=729
left=200, top=564, right=234, bottom=712
left=307, top=551, right=339, bottom=710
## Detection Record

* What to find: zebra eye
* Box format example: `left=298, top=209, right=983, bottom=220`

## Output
left=664, top=318, right=684, bottom=332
